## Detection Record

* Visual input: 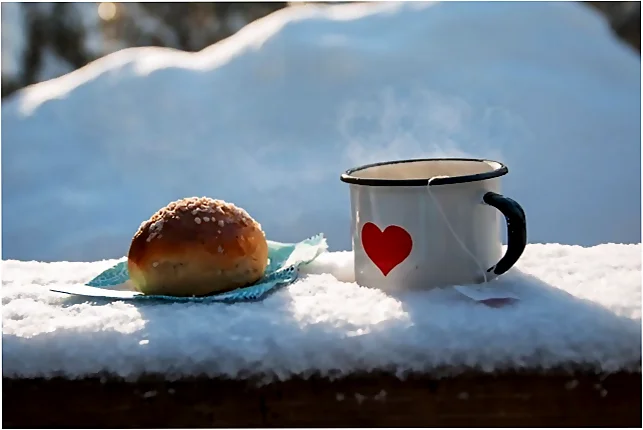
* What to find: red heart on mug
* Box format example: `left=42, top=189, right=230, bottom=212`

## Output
left=361, top=222, right=413, bottom=276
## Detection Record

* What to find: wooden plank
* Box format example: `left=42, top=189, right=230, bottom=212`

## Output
left=3, top=371, right=641, bottom=428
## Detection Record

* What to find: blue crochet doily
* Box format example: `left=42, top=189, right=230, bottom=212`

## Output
left=51, top=234, right=327, bottom=303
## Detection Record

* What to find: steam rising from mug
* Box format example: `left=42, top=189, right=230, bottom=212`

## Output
left=337, top=87, right=529, bottom=166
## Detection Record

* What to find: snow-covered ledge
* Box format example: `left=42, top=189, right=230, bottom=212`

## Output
left=3, top=243, right=641, bottom=427
left=3, top=243, right=640, bottom=382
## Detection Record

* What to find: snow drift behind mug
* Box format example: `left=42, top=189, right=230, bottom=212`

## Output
left=340, top=158, right=527, bottom=293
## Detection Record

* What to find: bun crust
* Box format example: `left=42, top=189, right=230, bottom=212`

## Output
left=128, top=197, right=268, bottom=296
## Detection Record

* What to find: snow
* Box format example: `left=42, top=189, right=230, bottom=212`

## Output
left=2, top=243, right=641, bottom=380
left=1, top=1, right=640, bottom=262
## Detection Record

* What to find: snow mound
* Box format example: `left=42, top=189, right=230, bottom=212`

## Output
left=2, top=243, right=640, bottom=380
left=2, top=1, right=640, bottom=262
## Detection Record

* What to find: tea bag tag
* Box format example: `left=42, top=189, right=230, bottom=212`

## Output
left=453, top=284, right=520, bottom=307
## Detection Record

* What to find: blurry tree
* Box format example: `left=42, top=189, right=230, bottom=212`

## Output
left=1, top=2, right=287, bottom=99
left=1, top=1, right=639, bottom=99
left=586, top=1, right=640, bottom=52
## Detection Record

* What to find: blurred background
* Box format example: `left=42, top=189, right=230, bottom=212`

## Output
left=1, top=1, right=640, bottom=99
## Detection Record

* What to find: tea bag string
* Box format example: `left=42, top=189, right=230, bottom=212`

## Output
left=426, top=177, right=488, bottom=284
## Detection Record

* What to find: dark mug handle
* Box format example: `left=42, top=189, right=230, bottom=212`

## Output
left=482, top=191, right=527, bottom=276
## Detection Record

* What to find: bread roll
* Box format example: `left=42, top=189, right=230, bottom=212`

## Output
left=128, top=197, right=268, bottom=297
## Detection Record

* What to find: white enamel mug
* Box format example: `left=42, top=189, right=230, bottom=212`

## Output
left=340, top=158, right=527, bottom=293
